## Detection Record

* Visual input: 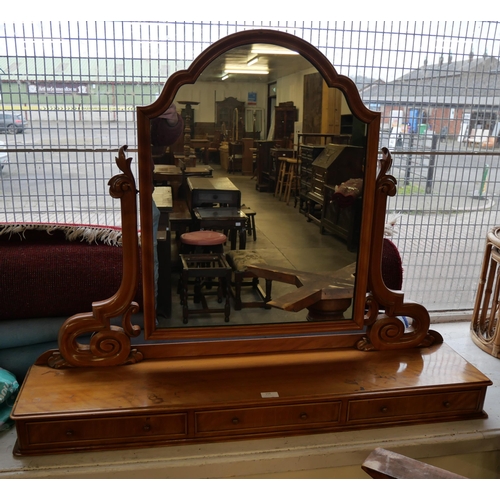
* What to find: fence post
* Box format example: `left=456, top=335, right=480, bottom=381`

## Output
left=426, top=133, right=438, bottom=194
left=404, top=134, right=414, bottom=186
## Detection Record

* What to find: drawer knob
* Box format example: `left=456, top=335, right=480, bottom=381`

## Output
left=381, top=406, right=389, bottom=413
left=443, top=401, right=451, bottom=408
left=66, top=430, right=74, bottom=436
left=300, top=413, right=308, bottom=420
left=143, top=425, right=151, bottom=431
left=232, top=417, right=240, bottom=424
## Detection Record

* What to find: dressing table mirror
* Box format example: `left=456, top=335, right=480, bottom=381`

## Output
left=137, top=29, right=433, bottom=351
left=11, top=30, right=491, bottom=456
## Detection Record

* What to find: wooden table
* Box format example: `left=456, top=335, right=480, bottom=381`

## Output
left=193, top=207, right=247, bottom=250
left=153, top=164, right=213, bottom=197
left=153, top=165, right=214, bottom=237
left=187, top=177, right=241, bottom=212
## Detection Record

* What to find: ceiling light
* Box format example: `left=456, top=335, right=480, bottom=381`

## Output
left=250, top=47, right=298, bottom=55
left=247, top=56, right=259, bottom=66
left=221, top=74, right=229, bottom=80
left=224, top=68, right=269, bottom=75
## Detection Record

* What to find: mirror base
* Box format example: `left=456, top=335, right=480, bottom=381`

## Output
left=11, top=342, right=491, bottom=456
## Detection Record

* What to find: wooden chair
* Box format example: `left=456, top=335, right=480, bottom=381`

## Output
left=207, top=131, right=221, bottom=164
left=362, top=448, right=466, bottom=479
left=241, top=205, right=257, bottom=242
left=283, top=157, right=300, bottom=205
left=274, top=157, right=290, bottom=200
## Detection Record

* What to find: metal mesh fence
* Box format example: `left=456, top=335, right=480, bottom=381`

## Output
left=1, top=21, right=499, bottom=314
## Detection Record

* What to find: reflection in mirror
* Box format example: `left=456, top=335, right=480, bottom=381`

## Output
left=148, top=43, right=368, bottom=331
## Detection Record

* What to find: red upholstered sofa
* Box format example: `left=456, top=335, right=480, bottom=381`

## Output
left=0, top=223, right=143, bottom=382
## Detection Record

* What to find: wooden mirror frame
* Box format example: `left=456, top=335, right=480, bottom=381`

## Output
left=135, top=29, right=438, bottom=356
left=45, top=29, right=440, bottom=370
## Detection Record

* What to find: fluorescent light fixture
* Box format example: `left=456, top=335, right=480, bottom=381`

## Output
left=221, top=74, right=229, bottom=80
left=224, top=68, right=269, bottom=75
left=250, top=47, right=298, bottom=55
left=247, top=56, right=259, bottom=66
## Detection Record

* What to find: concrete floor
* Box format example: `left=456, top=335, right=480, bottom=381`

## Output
left=159, top=164, right=357, bottom=328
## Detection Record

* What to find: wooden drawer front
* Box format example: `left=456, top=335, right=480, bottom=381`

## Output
left=195, top=401, right=341, bottom=434
left=300, top=146, right=324, bottom=162
left=192, top=190, right=240, bottom=207
left=25, top=413, right=187, bottom=445
left=347, top=391, right=482, bottom=422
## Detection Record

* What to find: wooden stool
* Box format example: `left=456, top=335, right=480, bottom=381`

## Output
left=283, top=158, right=300, bottom=205
left=274, top=157, right=289, bottom=200
left=471, top=226, right=500, bottom=357
left=241, top=205, right=257, bottom=242
left=225, top=250, right=272, bottom=310
left=180, top=230, right=226, bottom=254
left=179, top=253, right=231, bottom=323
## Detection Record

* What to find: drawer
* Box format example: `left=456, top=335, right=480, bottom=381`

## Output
left=271, top=149, right=294, bottom=158
left=25, top=413, right=187, bottom=445
left=300, top=146, right=324, bottom=161
left=195, top=401, right=341, bottom=434
left=347, top=390, right=482, bottom=422
left=192, top=191, right=240, bottom=206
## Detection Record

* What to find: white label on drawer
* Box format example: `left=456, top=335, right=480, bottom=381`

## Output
left=261, top=392, right=279, bottom=398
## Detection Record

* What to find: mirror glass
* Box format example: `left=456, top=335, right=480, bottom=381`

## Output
left=146, top=42, right=368, bottom=334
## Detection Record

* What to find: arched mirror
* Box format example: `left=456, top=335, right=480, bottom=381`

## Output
left=137, top=30, right=381, bottom=349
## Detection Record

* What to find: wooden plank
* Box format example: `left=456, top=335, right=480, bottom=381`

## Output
left=362, top=447, right=466, bottom=479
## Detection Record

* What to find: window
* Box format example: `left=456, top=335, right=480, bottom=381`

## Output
left=1, top=21, right=499, bottom=315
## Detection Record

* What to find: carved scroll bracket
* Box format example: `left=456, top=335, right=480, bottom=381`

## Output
left=358, top=148, right=443, bottom=351
left=48, top=146, right=143, bottom=368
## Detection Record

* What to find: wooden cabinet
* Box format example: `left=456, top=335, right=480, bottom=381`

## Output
left=304, top=144, right=364, bottom=228
left=216, top=97, right=245, bottom=140
left=255, top=140, right=275, bottom=192
left=241, top=138, right=255, bottom=175
left=274, top=102, right=297, bottom=147
left=322, top=186, right=363, bottom=252
left=299, top=145, right=324, bottom=214
left=187, top=177, right=241, bottom=210
left=12, top=343, right=491, bottom=455
left=297, top=134, right=350, bottom=215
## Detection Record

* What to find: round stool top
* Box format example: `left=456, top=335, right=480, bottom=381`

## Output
left=286, top=157, right=299, bottom=164
left=180, top=230, right=227, bottom=246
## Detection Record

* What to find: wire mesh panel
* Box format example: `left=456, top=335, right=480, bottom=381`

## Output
left=0, top=21, right=499, bottom=314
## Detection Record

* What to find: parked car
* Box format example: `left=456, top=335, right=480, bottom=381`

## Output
left=0, top=112, right=26, bottom=134
left=0, top=141, right=7, bottom=171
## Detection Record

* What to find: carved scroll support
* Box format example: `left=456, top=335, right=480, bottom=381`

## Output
left=48, top=146, right=143, bottom=368
left=358, top=148, right=443, bottom=351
